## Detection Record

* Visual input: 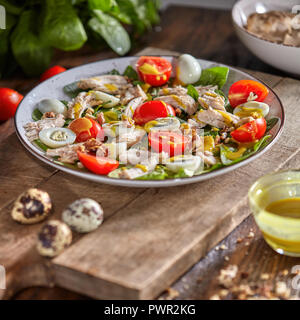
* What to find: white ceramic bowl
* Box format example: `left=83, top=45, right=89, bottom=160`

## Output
left=15, top=56, right=284, bottom=188
left=232, top=0, right=300, bottom=75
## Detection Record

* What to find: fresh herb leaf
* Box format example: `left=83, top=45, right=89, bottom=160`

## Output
left=195, top=66, right=229, bottom=89
left=266, top=118, right=279, bottom=132
left=32, top=108, right=43, bottom=121
left=108, top=69, right=120, bottom=75
left=220, top=135, right=272, bottom=166
left=204, top=126, right=219, bottom=138
left=63, top=81, right=85, bottom=98
left=88, top=0, right=116, bottom=11
left=88, top=9, right=131, bottom=56
left=64, top=119, right=73, bottom=127
left=187, top=84, right=199, bottom=101
left=41, top=0, right=87, bottom=51
left=123, top=65, right=138, bottom=80
left=33, top=139, right=49, bottom=152
left=11, top=10, right=53, bottom=76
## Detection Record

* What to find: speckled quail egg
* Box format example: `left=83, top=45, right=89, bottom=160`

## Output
left=37, top=99, right=67, bottom=117
left=62, top=198, right=104, bottom=233
left=39, top=127, right=76, bottom=148
left=37, top=220, right=72, bottom=257
left=11, top=188, right=52, bottom=224
left=233, top=101, right=270, bottom=118
left=176, top=54, right=202, bottom=85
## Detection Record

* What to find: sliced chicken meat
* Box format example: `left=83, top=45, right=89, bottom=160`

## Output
left=123, top=96, right=145, bottom=118
left=198, top=90, right=226, bottom=111
left=78, top=75, right=130, bottom=95
left=24, top=114, right=65, bottom=142
left=67, top=91, right=103, bottom=119
left=117, top=127, right=146, bottom=148
left=155, top=94, right=197, bottom=115
left=120, top=84, right=147, bottom=105
left=46, top=143, right=84, bottom=163
left=157, top=86, right=188, bottom=96
left=195, top=107, right=240, bottom=129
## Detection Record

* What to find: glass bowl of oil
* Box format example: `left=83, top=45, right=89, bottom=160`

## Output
left=249, top=170, right=300, bottom=257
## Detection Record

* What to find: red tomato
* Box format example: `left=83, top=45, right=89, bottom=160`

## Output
left=133, top=100, right=175, bottom=126
left=69, top=118, right=103, bottom=142
left=0, top=88, right=23, bottom=121
left=78, top=151, right=119, bottom=175
left=136, top=56, right=172, bottom=86
left=149, top=131, right=190, bottom=157
left=228, top=80, right=269, bottom=108
left=40, top=65, right=67, bottom=82
left=231, top=118, right=267, bottom=143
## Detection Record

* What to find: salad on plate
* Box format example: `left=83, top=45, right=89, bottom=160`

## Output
left=23, top=55, right=278, bottom=180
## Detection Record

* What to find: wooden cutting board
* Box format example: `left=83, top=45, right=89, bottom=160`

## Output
left=0, top=48, right=299, bottom=300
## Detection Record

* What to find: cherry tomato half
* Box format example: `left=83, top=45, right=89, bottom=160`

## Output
left=40, top=65, right=67, bottom=82
left=69, top=118, right=103, bottom=142
left=149, top=131, right=190, bottom=157
left=78, top=151, right=119, bottom=175
left=228, top=80, right=269, bottom=108
left=231, top=118, right=267, bottom=143
left=0, top=88, right=23, bottom=121
left=136, top=56, right=172, bottom=86
left=133, top=100, right=175, bottom=126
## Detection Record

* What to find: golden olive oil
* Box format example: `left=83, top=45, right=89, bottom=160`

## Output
left=249, top=171, right=300, bottom=257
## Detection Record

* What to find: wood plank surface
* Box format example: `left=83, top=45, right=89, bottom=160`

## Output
left=2, top=5, right=298, bottom=300
left=1, top=47, right=299, bottom=299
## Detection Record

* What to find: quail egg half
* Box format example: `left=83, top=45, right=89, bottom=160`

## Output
left=176, top=54, right=202, bottom=85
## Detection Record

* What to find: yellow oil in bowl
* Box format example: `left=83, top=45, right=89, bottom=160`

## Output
left=249, top=171, right=300, bottom=257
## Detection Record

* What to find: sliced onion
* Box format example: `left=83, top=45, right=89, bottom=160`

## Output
left=92, top=91, right=120, bottom=108
left=233, top=101, right=269, bottom=118
left=102, top=121, right=127, bottom=137
left=166, top=155, right=201, bottom=173
left=144, top=117, right=180, bottom=132
left=37, top=99, right=67, bottom=116
left=39, top=128, right=76, bottom=148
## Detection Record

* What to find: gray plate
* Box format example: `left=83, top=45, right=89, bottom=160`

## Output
left=14, top=56, right=284, bottom=187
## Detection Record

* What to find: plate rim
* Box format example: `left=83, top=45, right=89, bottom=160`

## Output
left=14, top=55, right=285, bottom=188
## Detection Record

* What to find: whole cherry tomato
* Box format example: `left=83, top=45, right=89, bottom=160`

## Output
left=136, top=56, right=172, bottom=86
left=40, top=65, right=67, bottom=82
left=0, top=88, right=23, bottom=121
left=133, top=100, right=175, bottom=126
left=77, top=151, right=119, bottom=175
left=231, top=118, right=267, bottom=143
left=68, top=118, right=103, bottom=142
left=148, top=131, right=190, bottom=157
left=228, top=80, right=269, bottom=108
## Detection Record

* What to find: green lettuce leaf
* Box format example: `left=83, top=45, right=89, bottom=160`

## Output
left=88, top=9, right=131, bottom=55
left=41, top=0, right=87, bottom=51
left=63, top=81, right=85, bottom=98
left=220, top=135, right=272, bottom=166
left=187, top=84, right=199, bottom=101
left=32, top=108, right=43, bottom=121
left=123, top=65, right=138, bottom=80
left=11, top=10, right=53, bottom=76
left=266, top=117, right=279, bottom=132
left=195, top=66, right=229, bottom=89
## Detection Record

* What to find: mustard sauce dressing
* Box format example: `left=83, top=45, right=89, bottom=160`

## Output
left=265, top=198, right=300, bottom=219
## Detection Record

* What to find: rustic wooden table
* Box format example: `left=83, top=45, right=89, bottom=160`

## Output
left=1, top=6, right=299, bottom=300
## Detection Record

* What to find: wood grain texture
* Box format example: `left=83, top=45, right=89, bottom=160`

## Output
left=1, top=47, right=299, bottom=300
left=1, top=4, right=300, bottom=299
